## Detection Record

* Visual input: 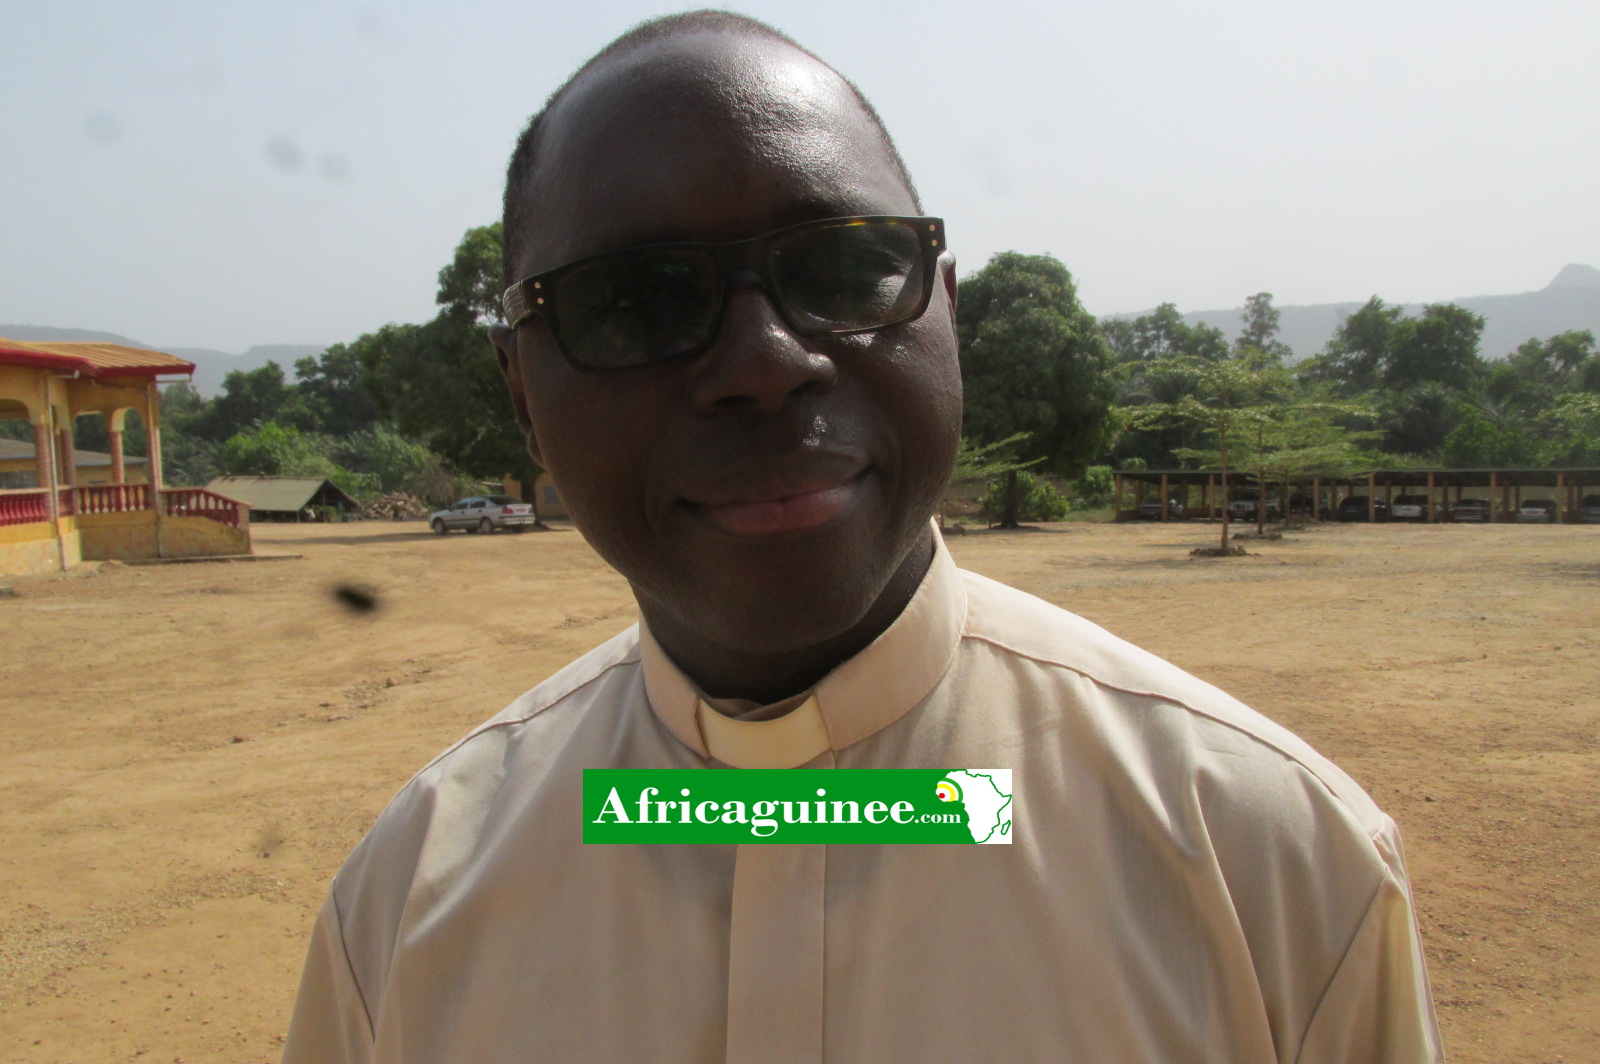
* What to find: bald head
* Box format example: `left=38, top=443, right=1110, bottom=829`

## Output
left=500, top=11, right=920, bottom=288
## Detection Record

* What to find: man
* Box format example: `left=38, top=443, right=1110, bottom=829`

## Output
left=285, top=12, right=1442, bottom=1063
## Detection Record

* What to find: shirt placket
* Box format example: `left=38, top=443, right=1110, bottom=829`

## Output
left=724, top=841, right=828, bottom=1064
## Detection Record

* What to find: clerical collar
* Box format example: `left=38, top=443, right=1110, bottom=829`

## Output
left=639, top=525, right=968, bottom=769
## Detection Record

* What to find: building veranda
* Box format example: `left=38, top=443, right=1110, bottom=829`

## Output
left=1114, top=467, right=1600, bottom=523
left=0, top=338, right=252, bottom=577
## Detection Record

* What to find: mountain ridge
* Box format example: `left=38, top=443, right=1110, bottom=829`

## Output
left=0, top=325, right=325, bottom=397
left=1108, top=264, right=1600, bottom=362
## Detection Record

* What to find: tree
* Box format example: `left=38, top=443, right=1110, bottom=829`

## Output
left=1378, top=381, right=1465, bottom=458
left=1304, top=296, right=1403, bottom=396
left=1237, top=292, right=1293, bottom=363
left=191, top=362, right=291, bottom=442
left=436, top=222, right=505, bottom=325
left=1122, top=351, right=1291, bottom=551
left=958, top=253, right=1118, bottom=527
left=219, top=421, right=377, bottom=498
left=1101, top=303, right=1229, bottom=366
left=288, top=342, right=383, bottom=437
left=1385, top=303, right=1485, bottom=393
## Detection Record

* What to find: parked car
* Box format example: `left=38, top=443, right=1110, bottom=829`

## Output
left=430, top=495, right=538, bottom=534
left=1390, top=494, right=1435, bottom=522
left=1137, top=497, right=1185, bottom=520
left=1335, top=495, right=1389, bottom=522
left=1516, top=498, right=1558, bottom=524
left=1228, top=491, right=1280, bottom=522
left=1449, top=498, right=1493, bottom=523
left=1578, top=494, right=1600, bottom=524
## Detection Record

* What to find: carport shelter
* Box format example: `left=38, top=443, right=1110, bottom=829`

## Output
left=204, top=476, right=359, bottom=522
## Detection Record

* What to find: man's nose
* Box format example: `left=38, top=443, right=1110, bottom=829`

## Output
left=687, top=281, right=837, bottom=416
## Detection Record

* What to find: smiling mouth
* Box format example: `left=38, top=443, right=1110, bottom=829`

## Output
left=687, top=469, right=870, bottom=537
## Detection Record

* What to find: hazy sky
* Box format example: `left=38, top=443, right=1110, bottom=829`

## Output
left=4, top=0, right=1597, bottom=352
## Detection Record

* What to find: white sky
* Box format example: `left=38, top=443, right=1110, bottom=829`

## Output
left=3, top=0, right=1597, bottom=352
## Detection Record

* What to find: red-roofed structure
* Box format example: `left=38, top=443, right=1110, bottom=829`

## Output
left=1, top=338, right=249, bottom=575
left=0, top=339, right=195, bottom=380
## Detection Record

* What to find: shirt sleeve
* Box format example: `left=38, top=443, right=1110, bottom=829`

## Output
left=281, top=891, right=376, bottom=1064
left=1293, top=823, right=1445, bottom=1064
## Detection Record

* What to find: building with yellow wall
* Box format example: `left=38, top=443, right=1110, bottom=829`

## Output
left=0, top=338, right=251, bottom=576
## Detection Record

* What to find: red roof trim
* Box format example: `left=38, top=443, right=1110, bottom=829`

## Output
left=0, top=345, right=194, bottom=380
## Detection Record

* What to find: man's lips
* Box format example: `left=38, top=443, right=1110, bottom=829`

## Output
left=682, top=462, right=871, bottom=537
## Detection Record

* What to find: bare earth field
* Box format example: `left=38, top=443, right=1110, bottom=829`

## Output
left=1, top=519, right=1596, bottom=1063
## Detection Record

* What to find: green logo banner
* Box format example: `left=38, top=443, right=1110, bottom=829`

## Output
left=583, top=769, right=1013, bottom=844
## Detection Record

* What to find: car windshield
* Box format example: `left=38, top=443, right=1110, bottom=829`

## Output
left=487, top=495, right=517, bottom=505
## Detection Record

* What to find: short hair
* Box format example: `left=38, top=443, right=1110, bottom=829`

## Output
left=500, top=9, right=921, bottom=290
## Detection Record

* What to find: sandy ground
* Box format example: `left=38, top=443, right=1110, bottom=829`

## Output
left=1, top=517, right=1596, bottom=1063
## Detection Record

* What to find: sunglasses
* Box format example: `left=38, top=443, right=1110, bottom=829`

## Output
left=502, top=215, right=945, bottom=371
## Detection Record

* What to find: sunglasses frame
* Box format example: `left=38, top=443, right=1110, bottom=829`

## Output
left=502, top=215, right=946, bottom=372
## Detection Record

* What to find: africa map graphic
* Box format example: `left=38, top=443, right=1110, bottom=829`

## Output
left=935, top=770, right=1013, bottom=844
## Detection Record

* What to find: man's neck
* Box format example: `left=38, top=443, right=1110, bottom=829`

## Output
left=638, top=529, right=935, bottom=705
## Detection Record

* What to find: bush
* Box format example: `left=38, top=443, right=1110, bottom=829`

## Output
left=980, top=471, right=1070, bottom=522
left=1073, top=465, right=1114, bottom=508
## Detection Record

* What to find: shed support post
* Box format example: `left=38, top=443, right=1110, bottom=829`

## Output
left=1368, top=472, right=1377, bottom=524
left=1426, top=472, right=1435, bottom=523
left=1159, top=473, right=1169, bottom=521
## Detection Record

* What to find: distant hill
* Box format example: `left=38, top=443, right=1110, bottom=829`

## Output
left=0, top=325, right=326, bottom=397
left=1112, top=264, right=1600, bottom=363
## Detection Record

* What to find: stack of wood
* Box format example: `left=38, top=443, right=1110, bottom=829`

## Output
left=361, top=492, right=433, bottom=521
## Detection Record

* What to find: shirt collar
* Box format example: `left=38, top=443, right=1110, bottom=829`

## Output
left=640, top=524, right=968, bottom=768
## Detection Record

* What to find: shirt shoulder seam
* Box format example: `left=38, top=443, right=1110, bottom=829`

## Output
left=412, top=650, right=642, bottom=777
left=328, top=884, right=377, bottom=1043
left=960, top=628, right=1373, bottom=816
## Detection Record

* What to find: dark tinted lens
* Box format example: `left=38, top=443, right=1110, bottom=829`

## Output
left=769, top=221, right=925, bottom=331
left=554, top=250, right=719, bottom=368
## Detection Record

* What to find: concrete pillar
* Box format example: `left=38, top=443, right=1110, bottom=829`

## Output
left=32, top=419, right=52, bottom=493
left=144, top=381, right=165, bottom=557
left=58, top=427, right=78, bottom=490
left=108, top=429, right=125, bottom=484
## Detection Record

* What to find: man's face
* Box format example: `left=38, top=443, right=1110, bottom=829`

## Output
left=496, top=34, right=961, bottom=660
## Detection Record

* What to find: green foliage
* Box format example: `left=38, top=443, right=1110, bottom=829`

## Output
left=1442, top=410, right=1541, bottom=467
left=358, top=309, right=534, bottom=482
left=1237, top=293, right=1293, bottom=363
left=980, top=471, right=1069, bottom=522
left=287, top=342, right=382, bottom=437
left=958, top=252, right=1117, bottom=526
left=193, top=362, right=291, bottom=442
left=436, top=223, right=505, bottom=324
left=218, top=421, right=377, bottom=497
left=949, top=433, right=1039, bottom=484
left=1074, top=465, right=1114, bottom=507
left=1386, top=304, right=1486, bottom=392
left=1102, top=303, right=1229, bottom=367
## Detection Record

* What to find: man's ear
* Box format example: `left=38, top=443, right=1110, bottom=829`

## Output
left=490, top=323, right=546, bottom=469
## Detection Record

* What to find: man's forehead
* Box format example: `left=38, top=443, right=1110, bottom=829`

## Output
left=517, top=31, right=913, bottom=271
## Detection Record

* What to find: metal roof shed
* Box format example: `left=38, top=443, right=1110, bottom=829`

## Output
left=204, top=476, right=359, bottom=521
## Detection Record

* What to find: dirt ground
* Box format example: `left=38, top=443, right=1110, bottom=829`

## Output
left=1, top=518, right=1596, bottom=1062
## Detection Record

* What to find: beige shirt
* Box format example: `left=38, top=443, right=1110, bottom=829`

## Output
left=284, top=534, right=1443, bottom=1063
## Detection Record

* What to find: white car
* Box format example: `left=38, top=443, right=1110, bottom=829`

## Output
left=430, top=495, right=538, bottom=534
